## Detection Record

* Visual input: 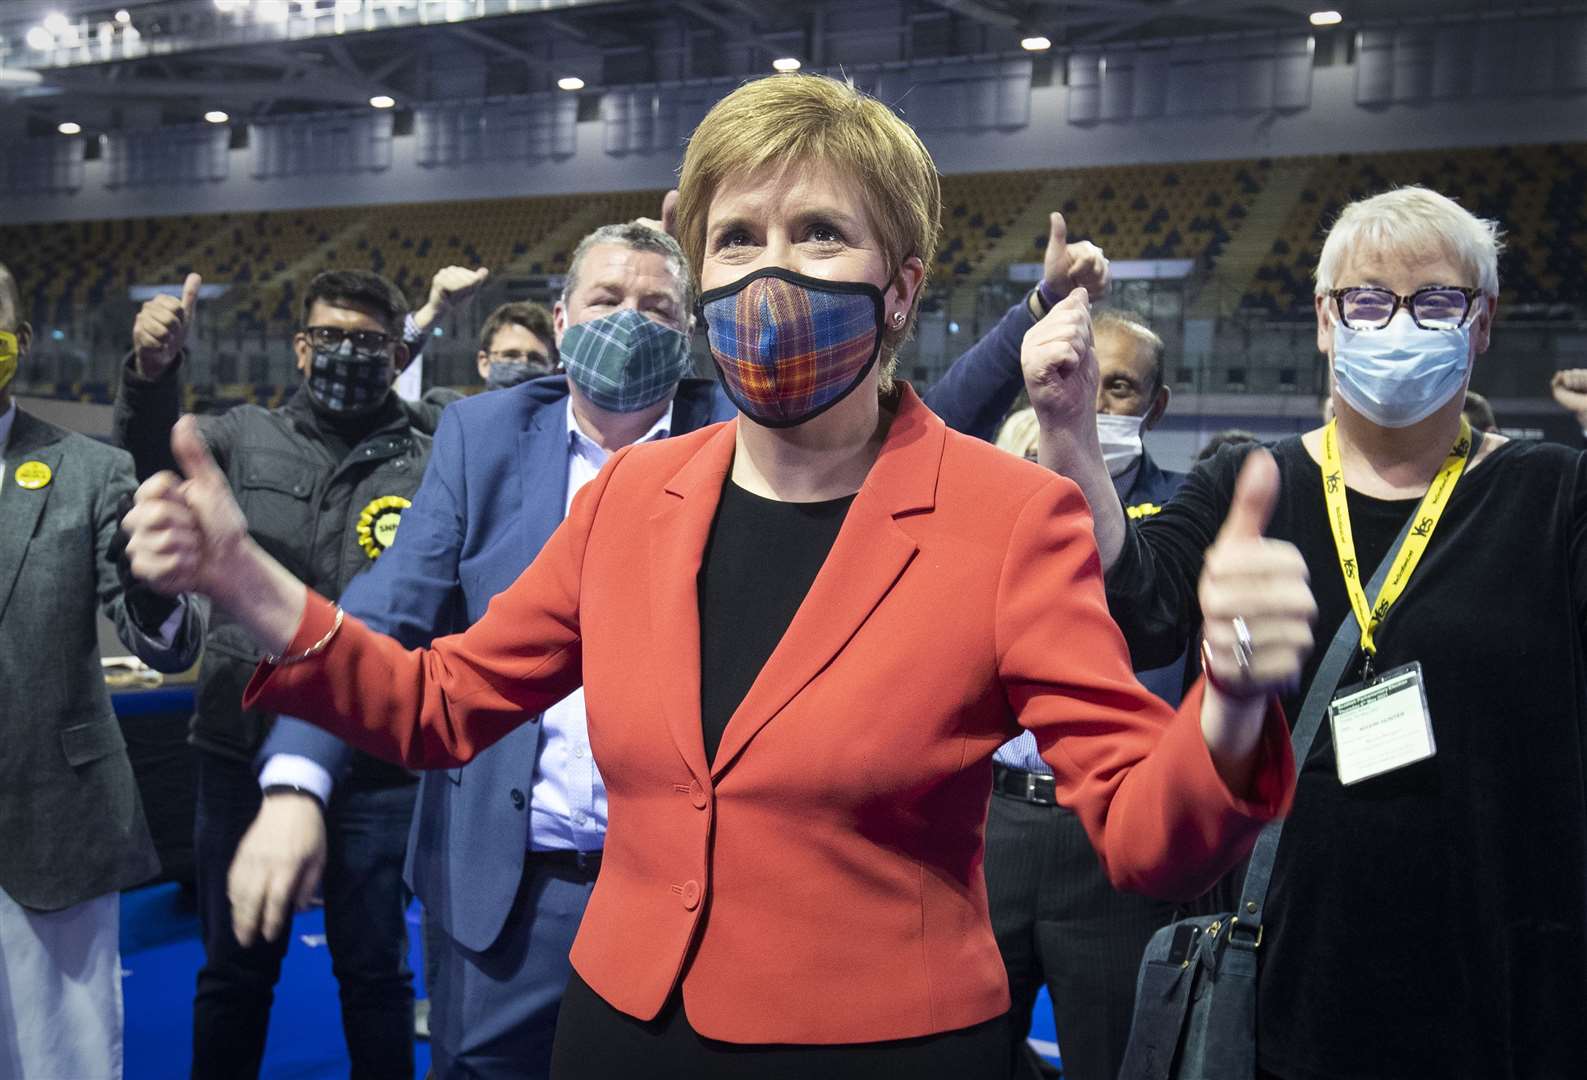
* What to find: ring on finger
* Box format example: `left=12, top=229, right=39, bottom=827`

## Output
left=1230, top=616, right=1254, bottom=674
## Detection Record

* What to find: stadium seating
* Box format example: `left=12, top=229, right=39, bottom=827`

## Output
left=3, top=144, right=1581, bottom=405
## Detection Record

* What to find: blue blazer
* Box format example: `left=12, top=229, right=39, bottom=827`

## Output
left=263, top=301, right=1036, bottom=951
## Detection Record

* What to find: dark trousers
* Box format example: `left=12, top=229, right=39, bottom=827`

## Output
left=191, top=749, right=417, bottom=1080
left=984, top=789, right=1179, bottom=1080
left=550, top=970, right=1010, bottom=1080
left=428, top=853, right=598, bottom=1080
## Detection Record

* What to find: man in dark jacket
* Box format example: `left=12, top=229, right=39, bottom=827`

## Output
left=114, top=268, right=447, bottom=1080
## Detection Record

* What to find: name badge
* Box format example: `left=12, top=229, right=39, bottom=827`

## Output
left=1328, top=661, right=1436, bottom=785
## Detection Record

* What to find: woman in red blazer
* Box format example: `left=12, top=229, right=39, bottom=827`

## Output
left=126, top=75, right=1315, bottom=1079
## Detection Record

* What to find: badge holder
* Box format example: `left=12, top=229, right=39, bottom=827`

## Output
left=1328, top=660, right=1436, bottom=786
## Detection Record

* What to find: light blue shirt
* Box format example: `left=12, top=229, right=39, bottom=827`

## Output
left=527, top=399, right=673, bottom=851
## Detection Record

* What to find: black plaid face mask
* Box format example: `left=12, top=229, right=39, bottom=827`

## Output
left=305, top=339, right=393, bottom=416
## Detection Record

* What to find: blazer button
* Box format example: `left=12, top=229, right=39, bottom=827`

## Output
left=510, top=788, right=525, bottom=810
left=681, top=880, right=701, bottom=911
left=688, top=780, right=707, bottom=810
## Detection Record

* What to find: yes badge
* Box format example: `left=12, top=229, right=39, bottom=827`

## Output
left=1328, top=661, right=1436, bottom=785
left=356, top=495, right=411, bottom=559
left=13, top=461, right=52, bottom=490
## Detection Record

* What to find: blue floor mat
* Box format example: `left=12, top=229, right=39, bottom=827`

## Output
left=122, top=883, right=431, bottom=1079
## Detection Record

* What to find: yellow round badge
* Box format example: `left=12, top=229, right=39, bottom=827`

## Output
left=356, top=495, right=412, bottom=559
left=13, top=461, right=52, bottom=490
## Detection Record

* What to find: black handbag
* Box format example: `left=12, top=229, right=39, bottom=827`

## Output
left=1117, top=506, right=1423, bottom=1080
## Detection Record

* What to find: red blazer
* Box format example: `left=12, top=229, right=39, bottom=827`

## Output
left=246, top=384, right=1294, bottom=1044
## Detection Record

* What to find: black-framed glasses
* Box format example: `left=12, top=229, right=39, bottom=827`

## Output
left=1328, top=286, right=1481, bottom=331
left=486, top=349, right=549, bottom=365
left=303, top=325, right=396, bottom=352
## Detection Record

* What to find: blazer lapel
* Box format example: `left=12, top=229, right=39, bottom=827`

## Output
left=0, top=412, right=66, bottom=624
left=519, top=400, right=573, bottom=553
left=709, top=385, right=945, bottom=778
left=649, top=422, right=738, bottom=786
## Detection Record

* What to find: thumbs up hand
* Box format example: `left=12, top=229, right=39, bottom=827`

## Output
left=133, top=272, right=201, bottom=378
left=1197, top=450, right=1317, bottom=699
left=123, top=415, right=250, bottom=599
left=1043, top=212, right=1110, bottom=301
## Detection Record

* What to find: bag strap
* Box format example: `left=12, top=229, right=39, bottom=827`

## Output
left=1226, top=431, right=1480, bottom=943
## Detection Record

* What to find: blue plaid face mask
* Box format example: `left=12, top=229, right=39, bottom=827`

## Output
left=560, top=309, right=691, bottom=414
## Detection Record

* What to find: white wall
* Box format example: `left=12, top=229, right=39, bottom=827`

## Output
left=5, top=65, right=1583, bottom=227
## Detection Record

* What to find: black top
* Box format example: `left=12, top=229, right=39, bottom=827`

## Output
left=697, top=480, right=855, bottom=767
left=1106, top=434, right=1587, bottom=1080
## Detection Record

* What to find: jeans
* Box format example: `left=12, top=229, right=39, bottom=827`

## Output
left=191, top=749, right=417, bottom=1080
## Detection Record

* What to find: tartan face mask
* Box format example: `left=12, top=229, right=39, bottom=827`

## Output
left=560, top=308, right=692, bottom=414
left=305, top=337, right=393, bottom=417
left=700, top=267, right=886, bottom=428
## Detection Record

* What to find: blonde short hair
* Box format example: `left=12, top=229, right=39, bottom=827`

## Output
left=1315, top=185, right=1503, bottom=297
left=675, top=74, right=942, bottom=384
left=995, top=408, right=1040, bottom=459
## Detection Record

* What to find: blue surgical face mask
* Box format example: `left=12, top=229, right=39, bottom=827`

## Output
left=1330, top=307, right=1478, bottom=429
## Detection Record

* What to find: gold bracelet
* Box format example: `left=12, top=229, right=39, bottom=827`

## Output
left=266, top=605, right=345, bottom=667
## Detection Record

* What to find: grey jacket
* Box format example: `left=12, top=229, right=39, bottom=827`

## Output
left=0, top=409, right=204, bottom=911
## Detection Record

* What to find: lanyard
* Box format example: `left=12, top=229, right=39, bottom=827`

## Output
left=1320, top=416, right=1473, bottom=670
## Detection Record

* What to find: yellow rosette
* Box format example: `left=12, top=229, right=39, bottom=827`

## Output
left=356, top=495, right=412, bottom=559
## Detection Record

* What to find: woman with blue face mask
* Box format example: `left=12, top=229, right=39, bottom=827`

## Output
left=120, top=74, right=1316, bottom=1080
left=1032, top=184, right=1587, bottom=1079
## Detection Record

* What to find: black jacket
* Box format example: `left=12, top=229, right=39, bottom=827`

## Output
left=113, top=356, right=448, bottom=779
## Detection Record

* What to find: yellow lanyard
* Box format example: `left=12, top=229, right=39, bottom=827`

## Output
left=1320, top=416, right=1473, bottom=663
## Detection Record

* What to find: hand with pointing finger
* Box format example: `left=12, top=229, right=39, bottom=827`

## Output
left=132, top=271, right=201, bottom=378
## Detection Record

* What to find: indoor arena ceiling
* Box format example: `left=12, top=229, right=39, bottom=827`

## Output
left=2, top=0, right=1582, bottom=133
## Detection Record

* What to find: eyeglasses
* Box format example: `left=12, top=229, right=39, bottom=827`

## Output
left=1328, top=286, right=1482, bottom=331
left=303, top=325, right=396, bottom=352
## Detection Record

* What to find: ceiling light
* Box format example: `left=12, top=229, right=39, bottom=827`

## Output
left=369, top=94, right=395, bottom=108
left=26, top=26, right=55, bottom=50
left=772, top=57, right=801, bottom=72
left=43, top=13, right=70, bottom=35
left=1309, top=10, right=1343, bottom=26
left=557, top=76, right=584, bottom=91
left=58, top=121, right=82, bottom=135
left=1021, top=35, right=1052, bottom=52
left=205, top=110, right=230, bottom=124
left=338, top=0, right=362, bottom=12
left=256, top=0, right=291, bottom=22
left=114, top=9, right=131, bottom=24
